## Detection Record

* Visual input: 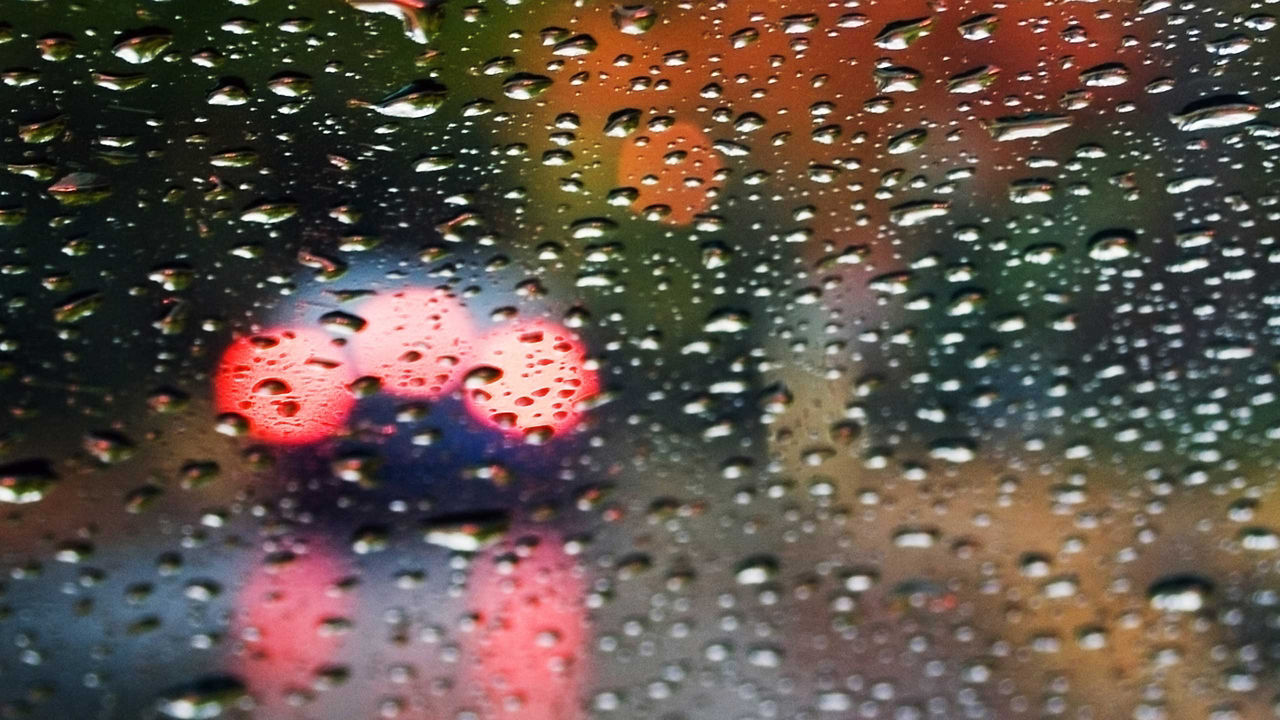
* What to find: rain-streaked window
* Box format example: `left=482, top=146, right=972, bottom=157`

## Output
left=1, top=0, right=1278, bottom=718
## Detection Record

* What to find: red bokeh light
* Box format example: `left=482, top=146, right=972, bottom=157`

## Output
left=463, top=321, right=599, bottom=441
left=617, top=120, right=724, bottom=226
left=348, top=288, right=476, bottom=399
left=232, top=548, right=353, bottom=703
left=213, top=328, right=355, bottom=444
left=464, top=535, right=588, bottom=720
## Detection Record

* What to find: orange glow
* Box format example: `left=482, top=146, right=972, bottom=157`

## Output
left=348, top=288, right=476, bottom=399
left=554, top=3, right=1134, bottom=120
left=522, top=2, right=1136, bottom=231
left=463, top=534, right=588, bottom=720
left=213, top=328, right=355, bottom=444
left=617, top=120, right=724, bottom=226
left=463, top=321, right=599, bottom=441
left=232, top=548, right=352, bottom=703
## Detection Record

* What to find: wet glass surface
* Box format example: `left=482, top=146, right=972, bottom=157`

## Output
left=1, top=0, right=1279, bottom=718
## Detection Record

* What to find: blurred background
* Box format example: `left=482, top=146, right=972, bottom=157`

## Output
left=0, top=0, right=1278, bottom=718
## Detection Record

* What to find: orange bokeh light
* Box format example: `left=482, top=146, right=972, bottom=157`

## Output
left=617, top=120, right=724, bottom=226
left=463, top=535, right=588, bottom=720
left=348, top=288, right=477, bottom=399
left=463, top=321, right=599, bottom=441
left=527, top=1, right=1137, bottom=229
left=213, top=328, right=355, bottom=444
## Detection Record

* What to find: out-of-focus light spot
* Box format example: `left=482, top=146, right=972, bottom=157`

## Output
left=463, top=321, right=599, bottom=442
left=232, top=548, right=352, bottom=703
left=464, top=534, right=587, bottom=720
left=213, top=328, right=355, bottom=444
left=347, top=288, right=476, bottom=399
left=617, top=120, right=723, bottom=226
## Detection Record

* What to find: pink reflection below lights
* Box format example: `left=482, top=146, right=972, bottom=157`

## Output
left=227, top=537, right=589, bottom=718
left=231, top=547, right=353, bottom=705
left=463, top=534, right=588, bottom=719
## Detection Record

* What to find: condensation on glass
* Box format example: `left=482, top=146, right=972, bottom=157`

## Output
left=0, top=0, right=1277, bottom=719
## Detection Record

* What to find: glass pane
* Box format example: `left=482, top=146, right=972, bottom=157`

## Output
left=1, top=0, right=1277, bottom=718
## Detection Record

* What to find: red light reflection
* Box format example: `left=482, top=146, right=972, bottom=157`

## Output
left=348, top=288, right=476, bottom=399
left=232, top=547, right=353, bottom=704
left=463, top=534, right=588, bottom=720
left=463, top=321, right=599, bottom=441
left=213, top=328, right=355, bottom=444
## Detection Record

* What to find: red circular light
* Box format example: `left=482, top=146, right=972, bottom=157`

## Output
left=348, top=288, right=476, bottom=399
left=463, top=321, right=599, bottom=441
left=232, top=548, right=352, bottom=704
left=213, top=328, right=355, bottom=444
left=464, top=535, right=588, bottom=720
